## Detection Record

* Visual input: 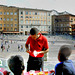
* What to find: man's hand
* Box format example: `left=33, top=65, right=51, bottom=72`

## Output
left=26, top=50, right=31, bottom=53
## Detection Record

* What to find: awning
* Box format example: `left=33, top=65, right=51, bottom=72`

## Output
left=3, top=32, right=20, bottom=33
left=20, top=31, right=23, bottom=33
left=40, top=31, right=48, bottom=33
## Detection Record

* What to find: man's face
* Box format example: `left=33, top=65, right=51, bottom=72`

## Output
left=31, top=34, right=38, bottom=40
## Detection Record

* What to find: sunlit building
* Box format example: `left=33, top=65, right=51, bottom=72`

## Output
left=19, top=8, right=58, bottom=35
left=0, top=5, right=19, bottom=34
left=52, top=14, right=75, bottom=35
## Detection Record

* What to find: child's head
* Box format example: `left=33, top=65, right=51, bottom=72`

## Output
left=8, top=55, right=25, bottom=75
left=58, top=45, right=72, bottom=62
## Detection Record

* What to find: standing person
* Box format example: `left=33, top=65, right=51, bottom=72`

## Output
left=21, top=45, right=24, bottom=52
left=7, top=45, right=10, bottom=52
left=25, top=28, right=49, bottom=72
left=1, top=42, right=4, bottom=52
left=18, top=44, right=20, bottom=51
left=55, top=45, right=75, bottom=75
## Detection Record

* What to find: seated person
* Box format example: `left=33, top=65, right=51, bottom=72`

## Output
left=55, top=45, right=75, bottom=75
left=8, top=55, right=25, bottom=75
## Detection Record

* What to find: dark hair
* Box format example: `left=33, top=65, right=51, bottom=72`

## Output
left=30, top=28, right=39, bottom=35
left=58, top=45, right=72, bottom=62
left=8, top=55, right=25, bottom=75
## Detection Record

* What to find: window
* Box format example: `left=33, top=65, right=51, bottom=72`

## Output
left=15, top=28, right=17, bottom=31
left=0, top=12, right=2, bottom=15
left=4, top=28, right=6, bottom=30
left=11, top=28, right=13, bottom=31
left=33, top=12, right=35, bottom=15
left=21, top=25, right=23, bottom=28
left=11, top=18, right=13, bottom=21
left=4, top=12, right=6, bottom=15
left=35, top=16, right=37, bottom=19
left=15, top=24, right=17, bottom=27
left=4, top=24, right=6, bottom=27
left=0, top=24, right=2, bottom=27
left=35, top=12, right=37, bottom=15
left=48, top=21, right=50, bottom=24
left=35, top=21, right=37, bottom=24
left=33, top=16, right=34, bottom=19
left=4, top=18, right=6, bottom=21
left=11, top=24, right=13, bottom=27
left=0, top=18, right=2, bottom=20
left=15, top=19, right=17, bottom=21
left=7, top=24, right=9, bottom=27
left=38, top=21, right=40, bottom=24
left=44, top=17, right=46, bottom=19
left=26, top=20, right=28, bottom=24
left=41, top=21, right=43, bottom=25
left=10, top=12, right=13, bottom=15
left=7, top=18, right=9, bottom=21
left=49, top=26, right=50, bottom=28
left=21, top=16, right=23, bottom=18
left=44, top=21, right=46, bottom=25
left=32, top=21, right=35, bottom=24
left=44, top=13, right=46, bottom=16
left=41, top=17, right=43, bottom=19
left=26, top=16, right=28, bottom=18
left=14, top=12, right=17, bottom=15
left=29, top=21, right=31, bottom=24
left=26, top=11, right=28, bottom=15
left=21, top=29, right=23, bottom=31
left=26, top=26, right=28, bottom=28
left=21, top=20, right=23, bottom=23
left=21, top=11, right=23, bottom=14
left=38, top=12, right=39, bottom=15
left=48, top=14, right=50, bottom=16
left=38, top=17, right=40, bottom=19
left=0, top=27, right=2, bottom=29
left=7, top=12, right=9, bottom=15
left=29, top=16, right=32, bottom=18
left=41, top=13, right=43, bottom=16
left=29, top=12, right=31, bottom=15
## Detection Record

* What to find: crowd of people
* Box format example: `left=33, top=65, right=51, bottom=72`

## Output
left=0, top=28, right=75, bottom=75
left=0, top=40, right=24, bottom=52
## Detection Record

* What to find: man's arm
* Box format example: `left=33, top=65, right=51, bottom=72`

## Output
left=25, top=44, right=30, bottom=53
left=39, top=48, right=49, bottom=54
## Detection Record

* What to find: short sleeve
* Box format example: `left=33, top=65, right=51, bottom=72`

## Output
left=43, top=37, right=49, bottom=49
left=26, top=36, right=30, bottom=45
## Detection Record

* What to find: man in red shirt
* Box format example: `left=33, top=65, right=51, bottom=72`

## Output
left=25, top=28, right=49, bottom=72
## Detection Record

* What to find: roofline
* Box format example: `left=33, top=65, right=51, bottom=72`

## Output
left=19, top=7, right=52, bottom=12
left=53, top=14, right=75, bottom=17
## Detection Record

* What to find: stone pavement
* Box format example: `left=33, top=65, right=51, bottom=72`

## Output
left=0, top=35, right=75, bottom=75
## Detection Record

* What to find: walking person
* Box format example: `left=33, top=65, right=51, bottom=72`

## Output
left=18, top=44, right=20, bottom=51
left=21, top=45, right=24, bottom=52
left=7, top=45, right=10, bottom=52
left=25, top=28, right=49, bottom=72
left=1, top=42, right=4, bottom=52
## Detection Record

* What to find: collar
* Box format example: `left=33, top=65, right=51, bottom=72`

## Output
left=36, top=33, right=42, bottom=41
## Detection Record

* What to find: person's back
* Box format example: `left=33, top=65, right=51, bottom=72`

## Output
left=55, top=45, right=75, bottom=75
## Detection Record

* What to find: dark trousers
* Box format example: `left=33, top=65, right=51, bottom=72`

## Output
left=27, top=55, right=43, bottom=72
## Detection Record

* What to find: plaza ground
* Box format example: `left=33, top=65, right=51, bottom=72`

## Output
left=0, top=35, right=75, bottom=74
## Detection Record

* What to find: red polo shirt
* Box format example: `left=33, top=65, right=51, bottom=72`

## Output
left=26, top=33, right=49, bottom=57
